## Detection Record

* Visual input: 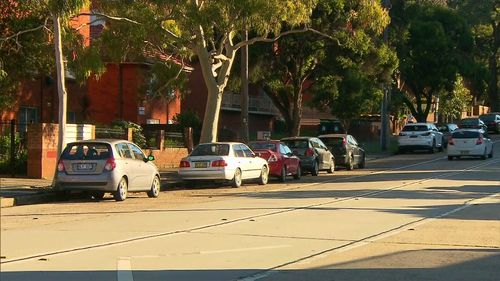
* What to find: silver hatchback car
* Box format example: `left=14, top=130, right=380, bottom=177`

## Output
left=54, top=139, right=161, bottom=201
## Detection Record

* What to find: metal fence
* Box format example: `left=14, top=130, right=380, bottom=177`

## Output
left=95, top=127, right=127, bottom=139
left=0, top=120, right=28, bottom=176
left=142, top=124, right=188, bottom=150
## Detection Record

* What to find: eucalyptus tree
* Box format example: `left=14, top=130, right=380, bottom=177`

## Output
left=243, top=0, right=396, bottom=136
left=97, top=0, right=317, bottom=142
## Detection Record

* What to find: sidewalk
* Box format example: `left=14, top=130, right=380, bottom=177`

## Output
left=0, top=168, right=183, bottom=208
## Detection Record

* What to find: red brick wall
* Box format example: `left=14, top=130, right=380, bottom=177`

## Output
left=144, top=148, right=188, bottom=170
left=27, top=123, right=59, bottom=179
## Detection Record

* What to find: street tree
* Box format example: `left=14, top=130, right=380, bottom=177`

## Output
left=390, top=1, right=476, bottom=122
left=237, top=0, right=391, bottom=136
left=97, top=0, right=317, bottom=143
left=438, top=75, right=472, bottom=122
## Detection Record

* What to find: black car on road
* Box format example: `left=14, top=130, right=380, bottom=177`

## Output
left=281, top=137, right=335, bottom=176
left=318, top=134, right=366, bottom=170
left=479, top=113, right=500, bottom=133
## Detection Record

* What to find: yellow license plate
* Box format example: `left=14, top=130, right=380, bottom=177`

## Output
left=195, top=162, right=208, bottom=168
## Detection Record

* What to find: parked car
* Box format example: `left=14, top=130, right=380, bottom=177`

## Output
left=479, top=113, right=500, bottom=133
left=458, top=117, right=487, bottom=131
left=281, top=137, right=335, bottom=176
left=317, top=119, right=345, bottom=135
left=248, top=141, right=301, bottom=182
left=318, top=134, right=366, bottom=170
left=397, top=123, right=444, bottom=153
left=54, top=139, right=161, bottom=201
left=437, top=123, right=459, bottom=148
left=178, top=142, right=269, bottom=187
left=447, top=129, right=493, bottom=160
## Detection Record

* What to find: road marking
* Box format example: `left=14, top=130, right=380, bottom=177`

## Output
left=200, top=245, right=290, bottom=255
left=117, top=257, right=134, bottom=281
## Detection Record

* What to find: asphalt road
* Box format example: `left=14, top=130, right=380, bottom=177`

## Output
left=1, top=137, right=499, bottom=281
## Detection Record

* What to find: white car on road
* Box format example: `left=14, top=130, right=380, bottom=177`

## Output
left=178, top=142, right=269, bottom=187
left=447, top=129, right=494, bottom=160
left=398, top=123, right=444, bottom=153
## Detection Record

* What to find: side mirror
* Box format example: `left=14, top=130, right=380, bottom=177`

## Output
left=146, top=155, right=155, bottom=162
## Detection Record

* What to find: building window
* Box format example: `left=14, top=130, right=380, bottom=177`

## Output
left=18, top=107, right=39, bottom=132
left=67, top=112, right=76, bottom=124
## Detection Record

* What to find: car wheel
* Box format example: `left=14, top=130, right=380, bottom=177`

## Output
left=429, top=140, right=436, bottom=154
left=327, top=159, right=335, bottom=174
left=311, top=160, right=319, bottom=176
left=346, top=154, right=354, bottom=171
left=448, top=156, right=453, bottom=161
left=438, top=139, right=444, bottom=152
left=232, top=168, right=242, bottom=188
left=488, top=147, right=493, bottom=158
left=259, top=166, right=269, bottom=185
left=481, top=149, right=487, bottom=160
left=147, top=176, right=160, bottom=198
left=91, top=191, right=105, bottom=200
left=293, top=165, right=302, bottom=180
left=56, top=190, right=71, bottom=201
left=114, top=177, right=128, bottom=201
left=279, top=166, right=287, bottom=182
left=358, top=154, right=366, bottom=169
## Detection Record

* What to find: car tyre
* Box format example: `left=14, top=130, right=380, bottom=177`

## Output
left=358, top=154, right=366, bottom=169
left=147, top=176, right=160, bottom=198
left=438, top=139, right=444, bottom=152
left=448, top=156, right=453, bottom=161
left=327, top=159, right=335, bottom=174
left=346, top=154, right=354, bottom=171
left=91, top=191, right=105, bottom=200
left=293, top=165, right=302, bottom=180
left=232, top=168, right=242, bottom=188
left=258, top=166, right=269, bottom=185
left=311, top=161, right=319, bottom=176
left=488, top=147, right=493, bottom=158
left=279, top=166, right=287, bottom=182
left=114, top=177, right=128, bottom=201
left=429, top=140, right=436, bottom=154
left=481, top=149, right=487, bottom=160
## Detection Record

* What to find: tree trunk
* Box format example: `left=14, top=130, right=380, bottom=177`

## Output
left=240, top=29, right=249, bottom=142
left=488, top=22, right=499, bottom=111
left=200, top=84, right=223, bottom=143
left=53, top=14, right=67, bottom=159
left=291, top=87, right=303, bottom=137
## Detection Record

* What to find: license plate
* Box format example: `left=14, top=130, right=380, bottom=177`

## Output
left=194, top=162, right=208, bottom=168
left=409, top=135, right=418, bottom=138
left=77, top=163, right=93, bottom=170
left=460, top=150, right=469, bottom=155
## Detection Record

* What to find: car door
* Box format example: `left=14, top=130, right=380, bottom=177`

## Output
left=241, top=144, right=261, bottom=179
left=279, top=144, right=292, bottom=174
left=233, top=144, right=249, bottom=178
left=115, top=142, right=133, bottom=187
left=313, top=138, right=332, bottom=169
left=128, top=143, right=151, bottom=190
left=430, top=124, right=443, bottom=147
left=282, top=144, right=298, bottom=174
left=348, top=135, right=361, bottom=164
left=482, top=132, right=493, bottom=154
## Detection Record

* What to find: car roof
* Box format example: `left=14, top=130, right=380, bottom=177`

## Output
left=404, top=123, right=432, bottom=126
left=67, top=139, right=131, bottom=145
left=318, top=134, right=348, bottom=138
left=197, top=142, right=244, bottom=145
left=453, top=128, right=484, bottom=133
left=281, top=136, right=315, bottom=140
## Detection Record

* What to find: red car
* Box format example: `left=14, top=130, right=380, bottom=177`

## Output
left=248, top=141, right=301, bottom=182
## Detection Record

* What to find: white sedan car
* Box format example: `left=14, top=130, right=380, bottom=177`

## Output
left=398, top=123, right=444, bottom=153
left=447, top=129, right=494, bottom=160
left=178, top=142, right=269, bottom=187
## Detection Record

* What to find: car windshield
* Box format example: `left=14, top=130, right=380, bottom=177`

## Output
left=319, top=137, right=344, bottom=147
left=452, top=131, right=480, bottom=139
left=190, top=144, right=230, bottom=156
left=402, top=125, right=428, bottom=132
left=61, top=143, right=111, bottom=160
left=460, top=119, right=478, bottom=125
left=282, top=140, right=309, bottom=149
left=248, top=142, right=277, bottom=151
left=479, top=115, right=496, bottom=122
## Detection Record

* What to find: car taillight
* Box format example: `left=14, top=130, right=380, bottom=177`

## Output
left=342, top=137, right=347, bottom=146
left=211, top=160, right=227, bottom=167
left=179, top=160, right=190, bottom=168
left=268, top=154, right=278, bottom=162
left=305, top=148, right=314, bottom=157
left=476, top=137, right=484, bottom=145
left=57, top=160, right=65, bottom=172
left=104, top=158, right=116, bottom=171
left=448, top=138, right=455, bottom=145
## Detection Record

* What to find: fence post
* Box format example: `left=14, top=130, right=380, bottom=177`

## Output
left=158, top=130, right=165, bottom=150
left=126, top=128, right=133, bottom=141
left=10, top=119, right=16, bottom=177
left=184, top=127, right=193, bottom=153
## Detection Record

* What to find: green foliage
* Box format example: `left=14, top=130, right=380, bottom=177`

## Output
left=0, top=133, right=27, bottom=175
left=173, top=111, right=201, bottom=129
left=439, top=75, right=472, bottom=121
left=111, top=120, right=147, bottom=148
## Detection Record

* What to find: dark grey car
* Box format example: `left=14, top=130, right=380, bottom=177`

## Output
left=319, top=134, right=366, bottom=170
left=281, top=137, right=335, bottom=176
left=437, top=123, right=459, bottom=148
left=54, top=139, right=161, bottom=201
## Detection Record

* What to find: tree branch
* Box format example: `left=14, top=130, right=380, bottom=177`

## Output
left=0, top=18, right=50, bottom=48
left=78, top=12, right=141, bottom=25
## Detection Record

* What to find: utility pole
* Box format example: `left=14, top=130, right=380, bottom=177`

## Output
left=380, top=0, right=391, bottom=151
left=240, top=29, right=249, bottom=143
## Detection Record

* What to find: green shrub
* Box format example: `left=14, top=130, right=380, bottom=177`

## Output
left=0, top=133, right=27, bottom=175
left=111, top=120, right=147, bottom=148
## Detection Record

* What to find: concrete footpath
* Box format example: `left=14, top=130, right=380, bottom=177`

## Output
left=0, top=153, right=391, bottom=208
left=0, top=169, right=182, bottom=208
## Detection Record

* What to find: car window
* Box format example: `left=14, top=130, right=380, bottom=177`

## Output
left=402, top=125, right=428, bottom=132
left=116, top=143, right=133, bottom=159
left=310, top=139, right=321, bottom=149
left=191, top=144, right=230, bottom=156
left=61, top=143, right=111, bottom=160
left=233, top=144, right=245, bottom=157
left=320, top=137, right=344, bottom=147
left=129, top=144, right=145, bottom=160
left=240, top=144, right=255, bottom=157
left=283, top=144, right=292, bottom=155
left=349, top=136, right=358, bottom=146
left=279, top=144, right=287, bottom=154
left=248, top=142, right=277, bottom=152
left=316, top=138, right=328, bottom=149
left=452, top=131, right=480, bottom=139
left=283, top=140, right=309, bottom=149
left=480, top=114, right=496, bottom=122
